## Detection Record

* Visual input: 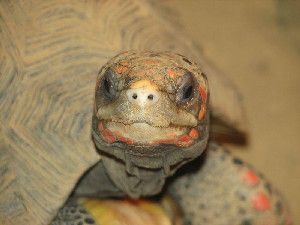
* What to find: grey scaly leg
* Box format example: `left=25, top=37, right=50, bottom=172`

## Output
left=168, top=143, right=291, bottom=225
left=50, top=199, right=97, bottom=225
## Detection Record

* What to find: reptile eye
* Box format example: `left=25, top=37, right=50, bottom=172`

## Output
left=183, top=85, right=193, bottom=99
left=104, top=78, right=111, bottom=93
left=102, top=69, right=119, bottom=100
left=176, top=72, right=195, bottom=104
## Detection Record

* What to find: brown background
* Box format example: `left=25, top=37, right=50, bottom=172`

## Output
left=172, top=0, right=300, bottom=223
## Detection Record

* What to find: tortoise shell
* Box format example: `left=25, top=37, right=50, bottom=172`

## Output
left=0, top=1, right=245, bottom=224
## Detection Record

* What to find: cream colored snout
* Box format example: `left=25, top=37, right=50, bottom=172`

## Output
left=126, top=80, right=160, bottom=108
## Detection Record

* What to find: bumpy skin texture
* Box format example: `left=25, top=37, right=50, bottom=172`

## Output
left=168, top=144, right=291, bottom=225
left=52, top=52, right=290, bottom=225
left=51, top=200, right=97, bottom=225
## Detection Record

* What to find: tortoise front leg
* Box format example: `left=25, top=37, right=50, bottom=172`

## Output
left=50, top=199, right=97, bottom=225
left=167, top=144, right=291, bottom=225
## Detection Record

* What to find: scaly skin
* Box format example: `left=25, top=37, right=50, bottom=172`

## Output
left=51, top=52, right=291, bottom=225
left=168, top=144, right=291, bottom=225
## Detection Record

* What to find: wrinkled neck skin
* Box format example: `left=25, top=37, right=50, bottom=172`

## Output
left=101, top=154, right=166, bottom=198
left=92, top=115, right=209, bottom=198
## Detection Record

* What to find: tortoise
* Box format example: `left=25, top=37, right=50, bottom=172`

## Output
left=0, top=1, right=291, bottom=225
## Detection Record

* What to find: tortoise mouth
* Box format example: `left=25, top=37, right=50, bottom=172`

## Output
left=98, top=120, right=200, bottom=147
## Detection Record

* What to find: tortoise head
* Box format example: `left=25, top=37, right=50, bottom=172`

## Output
left=92, top=51, right=209, bottom=173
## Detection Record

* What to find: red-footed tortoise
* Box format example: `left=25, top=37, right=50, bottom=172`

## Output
left=0, top=1, right=290, bottom=225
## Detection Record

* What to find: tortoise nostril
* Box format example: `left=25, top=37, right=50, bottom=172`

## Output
left=148, top=94, right=154, bottom=100
left=132, top=93, right=138, bottom=99
left=126, top=88, right=159, bottom=106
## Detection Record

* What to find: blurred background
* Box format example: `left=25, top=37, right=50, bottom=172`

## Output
left=172, top=0, right=300, bottom=222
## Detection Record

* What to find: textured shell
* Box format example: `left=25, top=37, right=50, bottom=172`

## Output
left=0, top=1, right=245, bottom=225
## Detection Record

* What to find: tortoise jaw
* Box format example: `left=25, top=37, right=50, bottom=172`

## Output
left=98, top=120, right=200, bottom=147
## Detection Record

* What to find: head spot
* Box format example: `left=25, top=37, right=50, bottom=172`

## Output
left=114, top=65, right=128, bottom=74
left=167, top=69, right=177, bottom=78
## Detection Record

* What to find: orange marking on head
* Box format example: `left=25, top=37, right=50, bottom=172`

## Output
left=115, top=65, right=128, bottom=74
left=252, top=192, right=271, bottom=211
left=119, top=60, right=129, bottom=66
left=198, top=85, right=207, bottom=120
left=189, top=128, right=199, bottom=139
left=178, top=135, right=191, bottom=142
left=167, top=69, right=177, bottom=78
left=118, top=136, right=134, bottom=145
left=243, top=170, right=260, bottom=186
left=98, top=122, right=116, bottom=143
left=198, top=107, right=206, bottom=120
left=199, top=85, right=207, bottom=102
left=176, top=135, right=193, bottom=147
left=110, top=130, right=134, bottom=145
left=118, top=136, right=127, bottom=143
left=126, top=139, right=134, bottom=145
left=103, top=131, right=116, bottom=143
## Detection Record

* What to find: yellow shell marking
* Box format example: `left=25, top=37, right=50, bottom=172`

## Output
left=79, top=198, right=173, bottom=225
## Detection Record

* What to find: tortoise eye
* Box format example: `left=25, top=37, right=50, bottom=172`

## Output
left=176, top=72, right=195, bottom=104
left=102, top=69, right=119, bottom=100
left=183, top=85, right=193, bottom=100
left=104, top=77, right=111, bottom=93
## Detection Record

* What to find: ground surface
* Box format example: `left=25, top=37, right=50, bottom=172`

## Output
left=173, top=0, right=300, bottom=223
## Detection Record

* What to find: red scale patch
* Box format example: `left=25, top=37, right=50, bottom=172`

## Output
left=243, top=170, right=260, bottom=186
left=176, top=134, right=193, bottom=147
left=116, top=135, right=134, bottom=145
left=198, top=85, right=207, bottom=120
left=115, top=65, right=128, bottom=74
left=252, top=192, right=271, bottom=211
left=167, top=69, right=177, bottom=78
left=99, top=124, right=135, bottom=145
left=98, top=122, right=116, bottom=143
left=189, top=128, right=199, bottom=139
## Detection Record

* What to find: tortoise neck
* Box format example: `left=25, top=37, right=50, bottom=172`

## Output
left=101, top=153, right=167, bottom=198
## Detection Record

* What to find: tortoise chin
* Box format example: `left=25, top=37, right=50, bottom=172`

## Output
left=98, top=120, right=200, bottom=147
